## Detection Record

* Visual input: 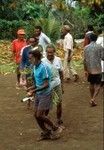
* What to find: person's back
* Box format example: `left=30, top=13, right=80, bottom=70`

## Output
left=84, top=34, right=104, bottom=74
left=84, top=33, right=104, bottom=106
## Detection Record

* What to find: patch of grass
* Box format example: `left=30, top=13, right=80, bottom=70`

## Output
left=0, top=40, right=84, bottom=74
left=0, top=63, right=16, bottom=74
left=73, top=59, right=83, bottom=70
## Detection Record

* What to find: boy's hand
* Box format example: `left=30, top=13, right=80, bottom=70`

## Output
left=27, top=89, right=35, bottom=96
left=27, top=86, right=35, bottom=92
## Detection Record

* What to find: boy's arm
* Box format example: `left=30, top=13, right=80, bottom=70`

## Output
left=35, top=79, right=49, bottom=92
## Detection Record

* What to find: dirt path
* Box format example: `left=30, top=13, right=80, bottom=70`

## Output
left=0, top=74, right=103, bottom=150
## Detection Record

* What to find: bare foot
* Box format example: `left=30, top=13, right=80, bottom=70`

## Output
left=90, top=100, right=97, bottom=107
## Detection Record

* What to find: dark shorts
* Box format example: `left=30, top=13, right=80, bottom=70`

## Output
left=101, top=73, right=104, bottom=86
left=88, top=74, right=102, bottom=84
left=35, top=92, right=52, bottom=110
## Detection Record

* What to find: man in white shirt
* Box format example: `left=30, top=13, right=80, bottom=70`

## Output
left=34, top=26, right=51, bottom=57
left=61, top=25, right=79, bottom=82
left=42, top=44, right=64, bottom=126
left=96, top=29, right=104, bottom=85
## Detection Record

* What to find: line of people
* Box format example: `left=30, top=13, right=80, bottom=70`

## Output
left=11, top=26, right=66, bottom=140
left=11, top=25, right=104, bottom=141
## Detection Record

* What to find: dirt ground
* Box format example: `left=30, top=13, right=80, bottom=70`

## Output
left=0, top=73, right=103, bottom=150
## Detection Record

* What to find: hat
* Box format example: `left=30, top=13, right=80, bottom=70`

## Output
left=63, top=25, right=70, bottom=31
left=17, top=29, right=25, bottom=35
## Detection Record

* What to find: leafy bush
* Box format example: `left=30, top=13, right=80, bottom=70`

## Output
left=93, top=14, right=104, bottom=30
left=0, top=2, right=103, bottom=40
left=0, top=18, right=61, bottom=42
left=0, top=19, right=30, bottom=40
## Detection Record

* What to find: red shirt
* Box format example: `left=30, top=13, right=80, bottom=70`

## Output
left=12, top=39, right=26, bottom=64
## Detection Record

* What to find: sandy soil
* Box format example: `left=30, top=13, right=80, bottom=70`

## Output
left=0, top=73, right=103, bottom=150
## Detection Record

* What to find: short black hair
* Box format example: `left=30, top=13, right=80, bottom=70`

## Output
left=90, top=33, right=98, bottom=42
left=35, top=26, right=42, bottom=31
left=29, top=49, right=42, bottom=60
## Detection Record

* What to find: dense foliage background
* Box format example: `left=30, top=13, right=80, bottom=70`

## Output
left=0, top=0, right=103, bottom=74
left=0, top=0, right=104, bottom=41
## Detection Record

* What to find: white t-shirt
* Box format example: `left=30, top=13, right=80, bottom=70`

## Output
left=42, top=56, right=63, bottom=89
left=96, top=35, right=104, bottom=47
left=39, top=32, right=51, bottom=57
left=96, top=35, right=104, bottom=72
left=63, top=33, right=73, bottom=52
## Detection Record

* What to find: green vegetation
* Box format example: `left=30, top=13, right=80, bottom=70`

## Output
left=0, top=0, right=103, bottom=40
left=0, top=40, right=15, bottom=74
left=0, top=0, right=103, bottom=73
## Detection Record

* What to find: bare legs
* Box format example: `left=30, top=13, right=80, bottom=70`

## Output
left=45, top=103, right=63, bottom=125
left=89, top=83, right=101, bottom=106
left=35, top=109, right=58, bottom=133
left=16, top=65, right=21, bottom=85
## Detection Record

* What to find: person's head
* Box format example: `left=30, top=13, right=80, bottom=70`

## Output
left=29, top=49, right=42, bottom=65
left=29, top=37, right=39, bottom=47
left=46, top=44, right=56, bottom=61
left=17, top=29, right=25, bottom=40
left=61, top=25, right=70, bottom=36
left=34, top=26, right=42, bottom=36
left=90, top=33, right=98, bottom=42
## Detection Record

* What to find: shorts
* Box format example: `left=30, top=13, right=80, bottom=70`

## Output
left=101, top=73, right=104, bottom=86
left=35, top=92, right=52, bottom=110
left=88, top=74, right=102, bottom=84
left=53, top=84, right=62, bottom=103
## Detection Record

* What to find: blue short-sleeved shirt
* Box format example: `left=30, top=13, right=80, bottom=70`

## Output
left=33, top=62, right=51, bottom=94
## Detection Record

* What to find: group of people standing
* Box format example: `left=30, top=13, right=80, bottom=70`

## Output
left=11, top=24, right=104, bottom=141
left=12, top=25, right=78, bottom=140
left=12, top=25, right=79, bottom=87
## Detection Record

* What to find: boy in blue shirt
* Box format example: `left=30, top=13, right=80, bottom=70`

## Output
left=28, top=50, right=62, bottom=140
